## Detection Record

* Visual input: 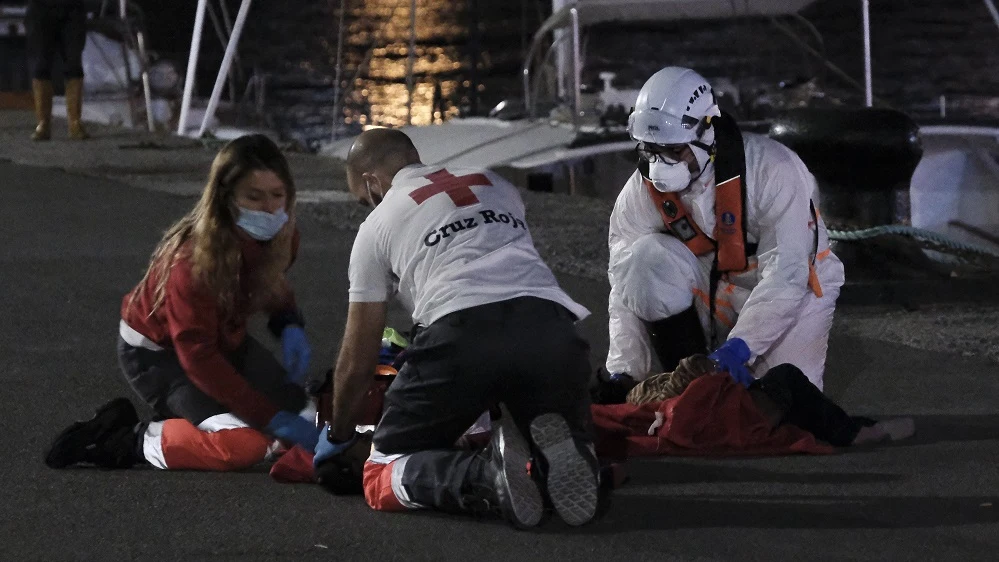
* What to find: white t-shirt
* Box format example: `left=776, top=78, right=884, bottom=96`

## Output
left=348, top=163, right=590, bottom=326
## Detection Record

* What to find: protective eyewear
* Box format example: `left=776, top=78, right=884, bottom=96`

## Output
left=636, top=142, right=688, bottom=164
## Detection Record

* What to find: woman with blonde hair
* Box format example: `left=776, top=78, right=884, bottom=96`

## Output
left=44, top=134, right=321, bottom=471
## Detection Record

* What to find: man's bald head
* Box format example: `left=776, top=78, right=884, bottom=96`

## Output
left=346, top=128, right=422, bottom=205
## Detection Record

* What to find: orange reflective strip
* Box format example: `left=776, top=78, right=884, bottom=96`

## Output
left=160, top=418, right=272, bottom=471
left=364, top=460, right=407, bottom=512
left=691, top=289, right=736, bottom=328
left=692, top=288, right=710, bottom=308
left=808, top=263, right=824, bottom=298
left=816, top=248, right=831, bottom=261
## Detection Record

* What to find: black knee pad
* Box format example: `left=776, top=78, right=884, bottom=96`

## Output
left=643, top=305, right=707, bottom=372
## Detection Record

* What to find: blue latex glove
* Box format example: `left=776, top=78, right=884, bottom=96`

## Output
left=708, top=337, right=754, bottom=387
left=314, top=424, right=359, bottom=467
left=265, top=410, right=320, bottom=450
left=282, top=325, right=311, bottom=384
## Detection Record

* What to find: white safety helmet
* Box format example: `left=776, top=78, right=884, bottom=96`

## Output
left=628, top=67, right=722, bottom=191
left=628, top=66, right=721, bottom=145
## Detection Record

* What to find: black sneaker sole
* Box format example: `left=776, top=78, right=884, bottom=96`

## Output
left=530, top=413, right=598, bottom=526
left=495, top=409, right=544, bottom=528
left=44, top=398, right=138, bottom=469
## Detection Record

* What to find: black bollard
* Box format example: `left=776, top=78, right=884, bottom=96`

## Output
left=768, top=108, right=923, bottom=229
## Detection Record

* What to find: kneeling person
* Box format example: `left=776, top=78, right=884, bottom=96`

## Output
left=45, top=135, right=319, bottom=472
left=317, top=129, right=599, bottom=527
left=606, top=67, right=845, bottom=392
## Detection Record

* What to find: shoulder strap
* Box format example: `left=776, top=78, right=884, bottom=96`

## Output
left=711, top=112, right=751, bottom=272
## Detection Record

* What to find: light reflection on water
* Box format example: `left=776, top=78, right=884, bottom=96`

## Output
left=337, top=0, right=522, bottom=130
left=342, top=0, right=469, bottom=128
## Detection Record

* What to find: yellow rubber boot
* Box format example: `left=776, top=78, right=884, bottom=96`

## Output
left=31, top=79, right=53, bottom=141
left=65, top=78, right=90, bottom=140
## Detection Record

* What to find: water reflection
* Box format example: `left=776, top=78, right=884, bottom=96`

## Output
left=336, top=0, right=523, bottom=130
left=340, top=0, right=468, bottom=128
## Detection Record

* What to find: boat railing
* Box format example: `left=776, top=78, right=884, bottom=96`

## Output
left=521, top=4, right=581, bottom=125
left=94, top=0, right=156, bottom=131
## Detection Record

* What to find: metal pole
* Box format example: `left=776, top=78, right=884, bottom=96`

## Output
left=136, top=31, right=156, bottom=131
left=219, top=0, right=235, bottom=33
left=406, top=0, right=416, bottom=125
left=205, top=1, right=237, bottom=102
left=119, top=0, right=155, bottom=131
left=570, top=7, right=581, bottom=121
left=985, top=0, right=999, bottom=33
left=118, top=0, right=137, bottom=126
left=178, top=0, right=208, bottom=135
left=219, top=0, right=244, bottom=85
left=522, top=67, right=531, bottom=117
left=331, top=0, right=347, bottom=140
left=198, top=0, right=252, bottom=136
left=862, top=0, right=872, bottom=107
left=552, top=0, right=567, bottom=99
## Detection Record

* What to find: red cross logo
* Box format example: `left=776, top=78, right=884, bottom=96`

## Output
left=409, top=169, right=492, bottom=207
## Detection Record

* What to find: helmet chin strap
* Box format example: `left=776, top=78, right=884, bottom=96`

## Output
left=688, top=121, right=716, bottom=183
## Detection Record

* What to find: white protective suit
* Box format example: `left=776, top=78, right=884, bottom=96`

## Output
left=606, top=132, right=845, bottom=389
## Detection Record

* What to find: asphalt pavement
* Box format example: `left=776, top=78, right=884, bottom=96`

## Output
left=1, top=112, right=997, bottom=561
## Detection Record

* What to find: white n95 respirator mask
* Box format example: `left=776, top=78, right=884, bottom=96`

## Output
left=646, top=159, right=692, bottom=192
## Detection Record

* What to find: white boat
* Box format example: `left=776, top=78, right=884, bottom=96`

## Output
left=321, top=0, right=999, bottom=255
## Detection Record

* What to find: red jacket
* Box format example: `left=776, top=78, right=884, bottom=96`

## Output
left=121, top=230, right=301, bottom=428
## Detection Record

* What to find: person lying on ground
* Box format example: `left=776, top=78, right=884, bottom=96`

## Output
left=627, top=356, right=914, bottom=447
left=45, top=134, right=320, bottom=472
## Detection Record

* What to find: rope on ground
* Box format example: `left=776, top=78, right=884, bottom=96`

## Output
left=828, top=225, right=999, bottom=259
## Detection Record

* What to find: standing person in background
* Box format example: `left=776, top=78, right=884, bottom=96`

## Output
left=26, top=0, right=90, bottom=141
left=44, top=135, right=319, bottom=472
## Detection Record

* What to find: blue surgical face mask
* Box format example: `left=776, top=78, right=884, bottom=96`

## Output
left=236, top=207, right=289, bottom=241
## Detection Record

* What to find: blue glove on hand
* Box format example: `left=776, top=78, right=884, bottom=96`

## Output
left=281, top=325, right=311, bottom=384
left=265, top=410, right=320, bottom=450
left=314, top=424, right=359, bottom=467
left=708, top=337, right=754, bottom=387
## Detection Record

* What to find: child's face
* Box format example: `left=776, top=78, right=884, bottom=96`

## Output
left=233, top=169, right=288, bottom=214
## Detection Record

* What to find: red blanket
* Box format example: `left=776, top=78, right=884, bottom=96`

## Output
left=591, top=374, right=833, bottom=460
left=271, top=374, right=833, bottom=484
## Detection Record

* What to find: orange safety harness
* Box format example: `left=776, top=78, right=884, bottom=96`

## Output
left=645, top=174, right=750, bottom=273
left=642, top=112, right=822, bottom=346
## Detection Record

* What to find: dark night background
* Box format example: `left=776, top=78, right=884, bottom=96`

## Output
left=4, top=0, right=999, bottom=145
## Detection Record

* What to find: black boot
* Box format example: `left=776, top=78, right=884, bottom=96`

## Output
left=645, top=305, right=708, bottom=372
left=400, top=406, right=544, bottom=528
left=529, top=413, right=600, bottom=526
left=44, top=398, right=143, bottom=469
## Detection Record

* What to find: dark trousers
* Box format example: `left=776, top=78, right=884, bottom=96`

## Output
left=372, top=297, right=594, bottom=509
left=117, top=335, right=306, bottom=426
left=750, top=364, right=863, bottom=447
left=26, top=0, right=86, bottom=80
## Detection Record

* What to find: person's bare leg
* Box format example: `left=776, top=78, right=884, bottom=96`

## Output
left=851, top=418, right=916, bottom=445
